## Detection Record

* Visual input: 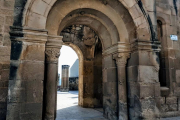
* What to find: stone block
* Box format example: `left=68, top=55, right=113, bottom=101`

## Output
left=128, top=97, right=134, bottom=107
left=0, top=56, right=10, bottom=62
left=174, top=87, right=180, bottom=96
left=166, top=97, right=177, bottom=104
left=138, top=65, right=159, bottom=83
left=0, top=8, right=13, bottom=15
left=19, top=62, right=45, bottom=81
left=21, top=43, right=45, bottom=61
left=154, top=84, right=161, bottom=97
left=0, top=35, right=3, bottom=46
left=5, top=16, right=14, bottom=25
left=127, top=81, right=139, bottom=97
left=103, top=55, right=115, bottom=68
left=0, top=103, right=7, bottom=120
left=31, top=0, right=49, bottom=16
left=127, top=52, right=139, bottom=66
left=0, top=46, right=11, bottom=56
left=161, top=104, right=169, bottom=112
left=2, top=1, right=14, bottom=9
left=176, top=70, right=180, bottom=83
left=139, top=84, right=154, bottom=99
left=141, top=98, right=156, bottom=111
left=2, top=62, right=10, bottom=69
left=127, top=66, right=138, bottom=82
left=20, top=103, right=42, bottom=114
left=27, top=12, right=46, bottom=29
left=1, top=69, right=9, bottom=81
left=160, top=97, right=165, bottom=104
left=107, top=68, right=116, bottom=82
left=3, top=33, right=11, bottom=46
left=168, top=104, right=178, bottom=111
left=20, top=113, right=42, bottom=120
left=0, top=16, right=4, bottom=25
left=25, top=80, right=43, bottom=103
left=0, top=88, right=8, bottom=102
left=0, top=81, right=8, bottom=87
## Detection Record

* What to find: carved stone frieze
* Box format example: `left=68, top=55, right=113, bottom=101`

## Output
left=113, top=53, right=130, bottom=67
left=45, top=48, right=60, bottom=63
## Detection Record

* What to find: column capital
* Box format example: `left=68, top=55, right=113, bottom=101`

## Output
left=45, top=48, right=60, bottom=63
left=113, top=52, right=130, bottom=66
left=45, top=35, right=63, bottom=63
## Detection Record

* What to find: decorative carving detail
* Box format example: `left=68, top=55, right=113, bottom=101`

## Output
left=83, top=26, right=98, bottom=46
left=113, top=53, right=130, bottom=67
left=45, top=48, right=60, bottom=62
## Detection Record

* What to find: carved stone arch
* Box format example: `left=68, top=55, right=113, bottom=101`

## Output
left=58, top=14, right=118, bottom=50
left=22, top=0, right=152, bottom=43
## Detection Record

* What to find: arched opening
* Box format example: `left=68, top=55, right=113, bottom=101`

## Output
left=7, top=0, right=157, bottom=120
left=157, top=18, right=170, bottom=96
left=56, top=25, right=103, bottom=119
left=157, top=20, right=166, bottom=87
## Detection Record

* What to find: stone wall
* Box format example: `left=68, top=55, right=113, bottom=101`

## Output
left=0, top=0, right=14, bottom=119
left=2, top=0, right=180, bottom=119
left=156, top=0, right=180, bottom=118
left=69, top=77, right=78, bottom=90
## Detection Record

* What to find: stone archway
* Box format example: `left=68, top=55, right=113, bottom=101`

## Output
left=7, top=0, right=161, bottom=120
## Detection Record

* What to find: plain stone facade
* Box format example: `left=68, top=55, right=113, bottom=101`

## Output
left=0, top=0, right=180, bottom=120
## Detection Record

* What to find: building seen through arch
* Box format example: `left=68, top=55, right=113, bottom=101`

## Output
left=0, top=0, right=180, bottom=120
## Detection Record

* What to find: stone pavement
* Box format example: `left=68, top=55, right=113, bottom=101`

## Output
left=56, top=91, right=107, bottom=120
left=161, top=117, right=180, bottom=120
left=56, top=91, right=180, bottom=120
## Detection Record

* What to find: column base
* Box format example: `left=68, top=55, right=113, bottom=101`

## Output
left=60, top=88, right=69, bottom=92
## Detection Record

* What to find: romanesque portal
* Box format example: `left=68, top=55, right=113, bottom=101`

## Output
left=0, top=0, right=180, bottom=120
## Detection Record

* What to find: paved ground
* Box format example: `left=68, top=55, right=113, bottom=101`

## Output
left=56, top=91, right=180, bottom=120
left=162, top=117, right=180, bottom=120
left=56, top=91, right=107, bottom=120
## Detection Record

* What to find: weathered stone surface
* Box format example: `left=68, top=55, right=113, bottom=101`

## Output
left=1, top=0, right=180, bottom=120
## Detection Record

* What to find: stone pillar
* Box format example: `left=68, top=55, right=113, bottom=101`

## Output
left=44, top=36, right=63, bottom=120
left=128, top=40, right=161, bottom=120
left=113, top=53, right=130, bottom=120
left=6, top=26, right=47, bottom=119
left=60, top=65, right=70, bottom=92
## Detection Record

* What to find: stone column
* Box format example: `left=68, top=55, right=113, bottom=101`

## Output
left=113, top=53, right=130, bottom=120
left=60, top=65, right=70, bottom=92
left=44, top=36, right=63, bottom=120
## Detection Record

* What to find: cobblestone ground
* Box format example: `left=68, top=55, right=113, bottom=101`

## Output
left=56, top=91, right=107, bottom=120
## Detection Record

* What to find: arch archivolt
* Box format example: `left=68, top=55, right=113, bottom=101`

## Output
left=23, top=0, right=151, bottom=47
left=58, top=13, right=119, bottom=50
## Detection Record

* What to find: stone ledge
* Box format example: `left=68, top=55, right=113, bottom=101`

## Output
left=9, top=26, right=48, bottom=43
left=131, top=40, right=161, bottom=52
left=102, top=42, right=130, bottom=57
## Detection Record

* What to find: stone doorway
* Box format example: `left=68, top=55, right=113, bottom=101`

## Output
left=7, top=0, right=161, bottom=120
left=44, top=25, right=104, bottom=119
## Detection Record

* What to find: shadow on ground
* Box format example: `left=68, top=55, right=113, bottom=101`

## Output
left=56, top=91, right=107, bottom=120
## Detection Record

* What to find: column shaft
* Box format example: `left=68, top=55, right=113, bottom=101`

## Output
left=45, top=63, right=57, bottom=120
left=113, top=53, right=130, bottom=120
left=44, top=36, right=63, bottom=120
